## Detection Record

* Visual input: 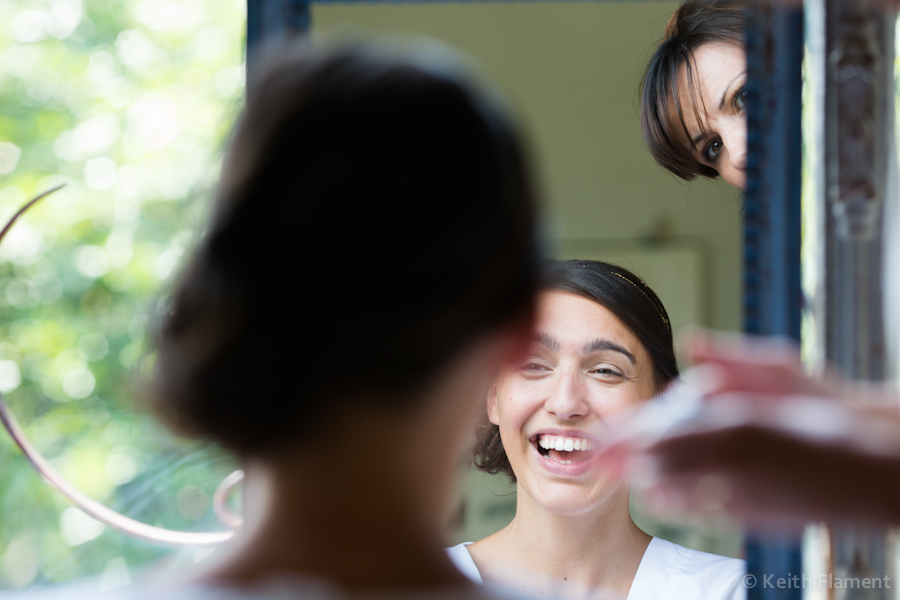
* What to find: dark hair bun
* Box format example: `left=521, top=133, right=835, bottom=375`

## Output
left=151, top=43, right=539, bottom=455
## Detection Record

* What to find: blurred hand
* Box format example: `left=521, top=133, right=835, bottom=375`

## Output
left=683, top=330, right=839, bottom=399
left=600, top=331, right=900, bottom=527
left=632, top=415, right=900, bottom=527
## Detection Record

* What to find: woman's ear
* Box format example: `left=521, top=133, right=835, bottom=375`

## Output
left=487, top=383, right=500, bottom=426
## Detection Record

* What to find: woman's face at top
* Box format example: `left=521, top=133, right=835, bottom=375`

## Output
left=488, top=291, right=658, bottom=516
left=678, top=41, right=748, bottom=190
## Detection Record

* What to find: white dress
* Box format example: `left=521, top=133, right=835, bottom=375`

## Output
left=447, top=537, right=746, bottom=600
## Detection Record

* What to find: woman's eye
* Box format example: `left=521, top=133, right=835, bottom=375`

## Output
left=704, top=138, right=724, bottom=163
left=591, top=367, right=623, bottom=378
left=734, top=86, right=747, bottom=111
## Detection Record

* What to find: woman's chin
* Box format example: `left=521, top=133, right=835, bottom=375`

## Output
left=525, top=474, right=626, bottom=517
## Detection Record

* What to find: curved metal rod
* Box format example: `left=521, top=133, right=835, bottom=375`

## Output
left=0, top=184, right=67, bottom=240
left=0, top=187, right=238, bottom=547
left=213, top=469, right=244, bottom=529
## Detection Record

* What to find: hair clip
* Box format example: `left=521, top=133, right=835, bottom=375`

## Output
left=610, top=271, right=671, bottom=332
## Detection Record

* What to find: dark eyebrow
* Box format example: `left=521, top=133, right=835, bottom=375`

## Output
left=531, top=331, right=560, bottom=352
left=583, top=339, right=636, bottom=365
left=719, top=70, right=747, bottom=110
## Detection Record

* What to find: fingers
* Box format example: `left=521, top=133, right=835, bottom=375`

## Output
left=681, top=330, right=836, bottom=399
left=596, top=330, right=900, bottom=527
left=644, top=424, right=763, bottom=477
left=628, top=421, right=900, bottom=527
left=628, top=427, right=806, bottom=525
left=682, top=328, right=800, bottom=366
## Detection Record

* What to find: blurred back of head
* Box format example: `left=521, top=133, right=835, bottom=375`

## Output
left=151, top=41, right=540, bottom=455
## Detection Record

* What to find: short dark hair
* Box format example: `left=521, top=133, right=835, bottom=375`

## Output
left=640, top=0, right=745, bottom=181
left=473, top=260, right=679, bottom=481
left=151, top=43, right=539, bottom=455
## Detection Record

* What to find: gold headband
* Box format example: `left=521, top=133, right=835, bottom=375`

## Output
left=611, top=272, right=670, bottom=332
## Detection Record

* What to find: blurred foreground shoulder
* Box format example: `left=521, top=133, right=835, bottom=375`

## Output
left=0, top=578, right=536, bottom=600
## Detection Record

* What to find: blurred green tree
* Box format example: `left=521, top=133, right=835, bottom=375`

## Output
left=0, top=0, right=245, bottom=589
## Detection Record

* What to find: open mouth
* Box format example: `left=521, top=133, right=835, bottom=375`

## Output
left=532, top=433, right=596, bottom=465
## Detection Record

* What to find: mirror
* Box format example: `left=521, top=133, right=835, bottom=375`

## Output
left=312, top=0, right=743, bottom=559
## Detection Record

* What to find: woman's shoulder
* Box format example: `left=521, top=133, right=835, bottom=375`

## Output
left=629, top=537, right=746, bottom=600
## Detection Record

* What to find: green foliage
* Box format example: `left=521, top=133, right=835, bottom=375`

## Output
left=0, top=0, right=245, bottom=589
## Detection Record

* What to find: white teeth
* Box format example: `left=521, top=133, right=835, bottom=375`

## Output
left=537, top=435, right=594, bottom=452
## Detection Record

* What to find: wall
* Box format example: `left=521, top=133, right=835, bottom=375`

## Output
left=313, top=1, right=743, bottom=334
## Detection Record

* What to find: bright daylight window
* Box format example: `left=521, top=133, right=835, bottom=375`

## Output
left=0, top=0, right=244, bottom=589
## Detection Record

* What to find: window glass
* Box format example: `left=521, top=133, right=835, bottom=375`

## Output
left=0, top=0, right=244, bottom=589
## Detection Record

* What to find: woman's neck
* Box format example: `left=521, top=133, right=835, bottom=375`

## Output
left=196, top=412, right=468, bottom=592
left=471, top=486, right=651, bottom=599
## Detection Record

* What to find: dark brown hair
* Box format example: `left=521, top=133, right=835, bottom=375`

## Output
left=473, top=260, right=679, bottom=481
left=640, top=0, right=745, bottom=181
left=151, top=43, right=539, bottom=455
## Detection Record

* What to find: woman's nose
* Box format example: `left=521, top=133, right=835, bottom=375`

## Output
left=724, top=120, right=747, bottom=172
left=545, top=372, right=590, bottom=420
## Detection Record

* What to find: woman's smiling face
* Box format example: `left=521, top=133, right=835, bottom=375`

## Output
left=488, top=291, right=657, bottom=516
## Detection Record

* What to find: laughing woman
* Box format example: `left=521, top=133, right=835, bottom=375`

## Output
left=449, top=260, right=745, bottom=600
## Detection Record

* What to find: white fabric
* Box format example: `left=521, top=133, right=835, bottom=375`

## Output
left=447, top=542, right=484, bottom=584
left=447, top=537, right=746, bottom=600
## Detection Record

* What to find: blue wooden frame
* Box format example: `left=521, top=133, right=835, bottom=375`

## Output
left=245, top=1, right=806, bottom=598
left=247, top=0, right=309, bottom=53
left=739, top=4, right=804, bottom=599
left=744, top=3, right=803, bottom=342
